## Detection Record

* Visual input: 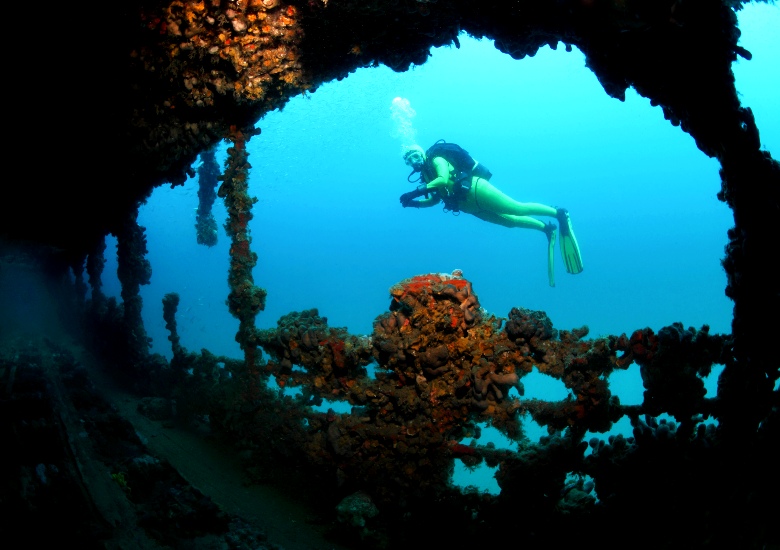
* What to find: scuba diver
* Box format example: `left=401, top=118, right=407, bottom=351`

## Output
left=400, top=140, right=583, bottom=287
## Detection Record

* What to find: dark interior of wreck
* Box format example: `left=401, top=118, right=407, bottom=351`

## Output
left=1, top=0, right=779, bottom=548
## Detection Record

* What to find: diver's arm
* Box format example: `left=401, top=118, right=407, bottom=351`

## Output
left=400, top=187, right=441, bottom=208
left=412, top=194, right=442, bottom=208
left=423, top=157, right=453, bottom=191
left=400, top=157, right=451, bottom=208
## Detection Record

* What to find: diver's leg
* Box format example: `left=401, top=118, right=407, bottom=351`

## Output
left=472, top=180, right=558, bottom=217
left=498, top=215, right=548, bottom=231
left=471, top=209, right=555, bottom=245
left=466, top=180, right=563, bottom=285
left=468, top=210, right=557, bottom=285
left=468, top=209, right=547, bottom=231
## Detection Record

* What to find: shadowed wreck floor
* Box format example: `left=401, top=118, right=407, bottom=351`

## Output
left=0, top=330, right=349, bottom=550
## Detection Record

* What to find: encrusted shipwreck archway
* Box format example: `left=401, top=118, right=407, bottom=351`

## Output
left=1, top=0, right=778, bottom=548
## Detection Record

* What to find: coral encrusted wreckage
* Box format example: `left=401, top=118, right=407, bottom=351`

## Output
left=1, top=0, right=779, bottom=549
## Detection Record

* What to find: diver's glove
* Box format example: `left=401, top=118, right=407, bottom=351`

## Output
left=400, top=187, right=428, bottom=207
left=400, top=191, right=421, bottom=207
left=399, top=191, right=415, bottom=207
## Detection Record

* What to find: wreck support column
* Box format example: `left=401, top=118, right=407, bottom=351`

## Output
left=116, top=207, right=153, bottom=363
left=196, top=147, right=221, bottom=247
left=218, top=125, right=267, bottom=396
left=717, top=109, right=779, bottom=443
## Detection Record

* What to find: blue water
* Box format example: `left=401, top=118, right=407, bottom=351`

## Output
left=102, top=2, right=778, bottom=494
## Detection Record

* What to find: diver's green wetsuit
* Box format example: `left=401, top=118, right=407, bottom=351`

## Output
left=412, top=156, right=557, bottom=230
left=400, top=145, right=583, bottom=286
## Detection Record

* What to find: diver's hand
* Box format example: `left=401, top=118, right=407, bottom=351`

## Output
left=399, top=191, right=417, bottom=207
